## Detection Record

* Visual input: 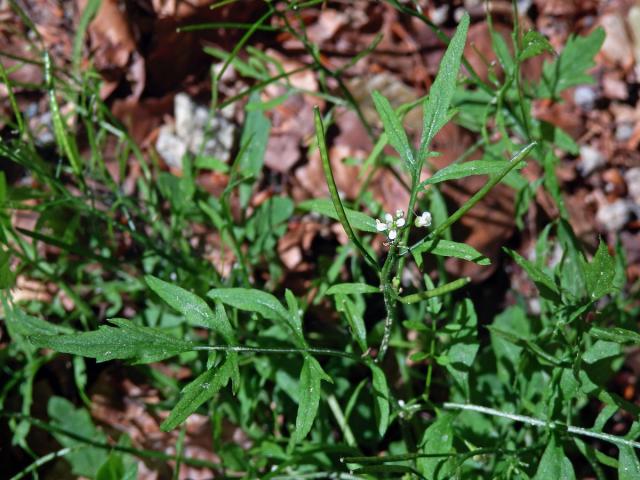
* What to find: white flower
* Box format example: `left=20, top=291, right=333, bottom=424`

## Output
left=377, top=209, right=407, bottom=243
left=415, top=211, right=432, bottom=228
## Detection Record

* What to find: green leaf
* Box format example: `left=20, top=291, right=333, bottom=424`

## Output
left=96, top=453, right=125, bottom=480
left=48, top=396, right=108, bottom=477
left=370, top=363, right=390, bottom=437
left=6, top=308, right=73, bottom=337
left=298, top=198, right=377, bottom=233
left=538, top=27, right=605, bottom=98
left=30, top=319, right=193, bottom=364
left=584, top=240, right=620, bottom=300
left=417, top=412, right=455, bottom=478
left=161, top=358, right=233, bottom=431
left=444, top=299, right=479, bottom=398
left=619, top=445, right=640, bottom=480
left=326, top=283, right=380, bottom=295
left=412, top=238, right=490, bottom=267
left=207, top=287, right=287, bottom=322
left=335, top=294, right=368, bottom=352
left=419, top=13, right=469, bottom=159
left=207, top=288, right=304, bottom=345
left=590, top=326, right=640, bottom=345
left=293, top=356, right=322, bottom=443
left=422, top=160, right=525, bottom=186
left=519, top=30, right=554, bottom=61
left=371, top=90, right=415, bottom=173
left=238, top=92, right=271, bottom=207
left=0, top=248, right=13, bottom=289
left=146, top=275, right=233, bottom=340
left=504, top=248, right=561, bottom=302
left=534, top=435, right=576, bottom=480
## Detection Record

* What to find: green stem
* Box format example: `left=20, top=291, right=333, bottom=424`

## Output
left=314, top=107, right=379, bottom=272
left=398, top=277, right=471, bottom=304
left=443, top=402, right=640, bottom=450
left=192, top=345, right=359, bottom=361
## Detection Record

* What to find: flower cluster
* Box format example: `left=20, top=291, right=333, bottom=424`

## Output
left=375, top=209, right=431, bottom=243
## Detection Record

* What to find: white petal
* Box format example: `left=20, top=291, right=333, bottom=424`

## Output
left=396, top=218, right=406, bottom=227
left=376, top=219, right=387, bottom=231
left=395, top=209, right=404, bottom=219
left=388, top=229, right=397, bottom=240
left=384, top=212, right=393, bottom=222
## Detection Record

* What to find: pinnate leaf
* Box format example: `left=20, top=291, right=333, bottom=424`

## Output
left=30, top=319, right=193, bottom=364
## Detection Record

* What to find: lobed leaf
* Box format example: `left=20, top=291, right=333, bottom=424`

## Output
left=30, top=319, right=193, bottom=364
left=538, top=27, right=605, bottom=98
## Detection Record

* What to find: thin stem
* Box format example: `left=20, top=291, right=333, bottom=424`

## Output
left=398, top=277, right=471, bottom=304
left=444, top=403, right=640, bottom=450
left=10, top=446, right=82, bottom=480
left=192, top=345, right=359, bottom=361
left=314, top=107, right=380, bottom=272
left=2, top=413, right=221, bottom=469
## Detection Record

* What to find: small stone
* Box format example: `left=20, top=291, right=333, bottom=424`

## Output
left=574, top=86, right=597, bottom=111
left=174, top=93, right=195, bottom=140
left=616, top=123, right=634, bottom=142
left=596, top=199, right=630, bottom=232
left=625, top=167, right=640, bottom=205
left=578, top=145, right=606, bottom=176
left=155, top=125, right=187, bottom=169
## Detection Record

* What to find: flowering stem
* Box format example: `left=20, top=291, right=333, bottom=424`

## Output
left=314, top=107, right=380, bottom=272
left=377, top=245, right=398, bottom=362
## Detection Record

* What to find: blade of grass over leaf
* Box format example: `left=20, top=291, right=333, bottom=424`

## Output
left=314, top=107, right=379, bottom=271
